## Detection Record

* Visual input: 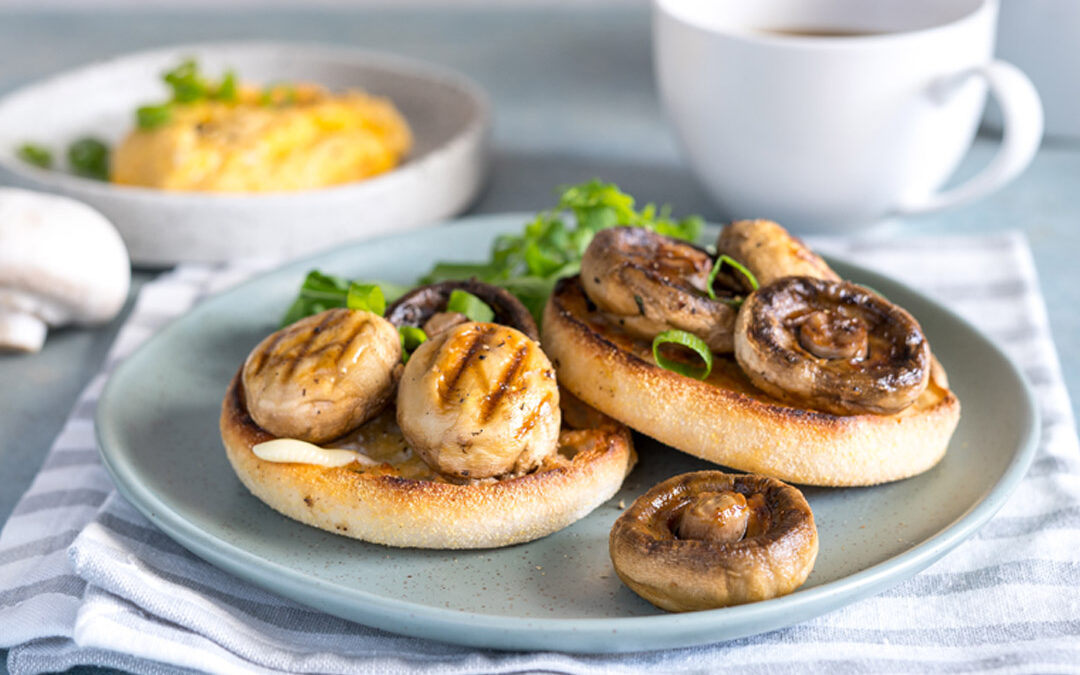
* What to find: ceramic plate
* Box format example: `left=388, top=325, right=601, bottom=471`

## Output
left=0, top=42, right=489, bottom=265
left=95, top=214, right=1039, bottom=653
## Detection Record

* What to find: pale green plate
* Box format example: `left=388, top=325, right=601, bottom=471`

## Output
left=95, top=213, right=1039, bottom=653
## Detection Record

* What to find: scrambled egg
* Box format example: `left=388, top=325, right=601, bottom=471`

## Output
left=111, top=86, right=411, bottom=192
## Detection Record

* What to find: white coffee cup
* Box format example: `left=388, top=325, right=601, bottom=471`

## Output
left=653, top=0, right=1043, bottom=232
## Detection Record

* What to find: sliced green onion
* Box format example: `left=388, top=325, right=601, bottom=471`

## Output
left=17, top=143, right=52, bottom=169
left=346, top=282, right=386, bottom=316
left=651, top=329, right=713, bottom=380
left=398, top=326, right=427, bottom=363
left=446, top=289, right=495, bottom=323
left=137, top=104, right=173, bottom=129
left=707, top=254, right=759, bottom=300
left=67, top=137, right=110, bottom=181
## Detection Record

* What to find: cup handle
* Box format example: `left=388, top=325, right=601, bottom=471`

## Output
left=894, top=60, right=1043, bottom=216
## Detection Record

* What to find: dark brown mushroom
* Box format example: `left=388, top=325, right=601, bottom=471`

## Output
left=579, top=227, right=746, bottom=353
left=735, top=276, right=931, bottom=415
left=715, top=219, right=840, bottom=286
left=609, top=471, right=818, bottom=612
left=385, top=280, right=539, bottom=341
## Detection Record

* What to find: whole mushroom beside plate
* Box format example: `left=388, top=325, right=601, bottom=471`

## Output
left=0, top=188, right=130, bottom=352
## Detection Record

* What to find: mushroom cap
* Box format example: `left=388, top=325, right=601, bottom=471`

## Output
left=386, top=279, right=538, bottom=341
left=580, top=226, right=740, bottom=353
left=735, top=276, right=931, bottom=415
left=242, top=308, right=402, bottom=443
left=715, top=219, right=840, bottom=287
left=396, top=321, right=561, bottom=480
left=609, top=471, right=818, bottom=612
left=0, top=188, right=130, bottom=351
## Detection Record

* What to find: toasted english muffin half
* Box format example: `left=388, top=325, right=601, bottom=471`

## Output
left=221, top=371, right=636, bottom=549
left=542, top=276, right=960, bottom=487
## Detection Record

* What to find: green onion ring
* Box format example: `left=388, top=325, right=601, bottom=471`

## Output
left=398, top=326, right=427, bottom=363
left=651, top=329, right=713, bottom=380
left=707, top=254, right=759, bottom=300
left=446, top=289, right=495, bottom=323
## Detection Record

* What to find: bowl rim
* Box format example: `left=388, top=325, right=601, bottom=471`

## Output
left=0, top=39, right=492, bottom=203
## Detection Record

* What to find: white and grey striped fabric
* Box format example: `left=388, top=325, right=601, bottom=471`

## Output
left=1, top=233, right=1078, bottom=674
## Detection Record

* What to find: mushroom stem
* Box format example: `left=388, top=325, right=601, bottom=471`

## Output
left=0, top=310, right=47, bottom=352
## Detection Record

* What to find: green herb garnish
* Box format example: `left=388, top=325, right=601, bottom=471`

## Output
left=446, top=290, right=495, bottom=323
left=346, top=283, right=386, bottom=316
left=67, top=137, right=110, bottom=181
left=280, top=182, right=703, bottom=328
left=137, top=104, right=173, bottom=129
left=17, top=143, right=53, bottom=169
left=280, top=270, right=406, bottom=327
left=163, top=59, right=208, bottom=103
left=215, top=70, right=238, bottom=102
left=135, top=60, right=247, bottom=129
left=420, top=180, right=703, bottom=323
left=398, top=326, right=427, bottom=363
left=651, top=329, right=714, bottom=380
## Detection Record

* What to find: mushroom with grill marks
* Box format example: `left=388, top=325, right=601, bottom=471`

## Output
left=241, top=308, right=402, bottom=443
left=396, top=322, right=561, bottom=480
left=735, top=276, right=930, bottom=416
left=580, top=227, right=747, bottom=353
left=609, top=471, right=818, bottom=612
left=715, top=219, right=840, bottom=287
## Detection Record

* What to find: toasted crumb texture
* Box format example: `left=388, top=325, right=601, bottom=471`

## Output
left=221, top=371, right=636, bottom=549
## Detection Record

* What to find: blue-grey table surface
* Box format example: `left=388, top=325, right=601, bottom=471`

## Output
left=1, top=5, right=1078, bottom=672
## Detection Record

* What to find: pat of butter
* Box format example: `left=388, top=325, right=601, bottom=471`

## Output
left=252, top=438, right=378, bottom=468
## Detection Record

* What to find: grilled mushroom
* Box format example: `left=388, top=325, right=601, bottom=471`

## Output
left=242, top=308, right=402, bottom=443
left=715, top=219, right=840, bottom=286
left=735, top=277, right=930, bottom=415
left=396, top=322, right=560, bottom=480
left=386, top=280, right=539, bottom=341
left=609, top=471, right=817, bottom=612
left=580, top=227, right=746, bottom=353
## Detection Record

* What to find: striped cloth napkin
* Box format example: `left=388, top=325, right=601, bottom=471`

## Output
left=1, top=232, right=1078, bottom=674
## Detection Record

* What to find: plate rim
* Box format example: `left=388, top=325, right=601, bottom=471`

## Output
left=0, top=39, right=492, bottom=203
left=94, top=213, right=1041, bottom=652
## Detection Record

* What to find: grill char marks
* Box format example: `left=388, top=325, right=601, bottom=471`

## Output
left=437, top=323, right=496, bottom=403
left=241, top=308, right=402, bottom=443
left=479, top=343, right=529, bottom=424
left=397, top=322, right=562, bottom=480
left=281, top=310, right=341, bottom=381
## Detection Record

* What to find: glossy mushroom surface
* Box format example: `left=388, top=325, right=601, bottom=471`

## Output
left=242, top=308, right=401, bottom=443
left=396, top=321, right=561, bottom=480
left=386, top=279, right=539, bottom=341
left=580, top=226, right=745, bottom=353
left=735, top=276, right=931, bottom=415
left=715, top=219, right=840, bottom=286
left=609, top=471, right=818, bottom=612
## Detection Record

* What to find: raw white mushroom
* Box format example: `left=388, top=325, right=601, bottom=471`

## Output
left=0, top=188, right=130, bottom=352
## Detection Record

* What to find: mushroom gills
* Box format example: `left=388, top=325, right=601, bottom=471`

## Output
left=735, top=276, right=931, bottom=416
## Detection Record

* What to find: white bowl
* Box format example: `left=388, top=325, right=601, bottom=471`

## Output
left=0, top=42, right=491, bottom=265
